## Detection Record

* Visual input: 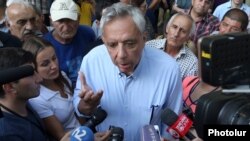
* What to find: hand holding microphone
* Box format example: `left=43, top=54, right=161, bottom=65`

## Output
left=140, top=125, right=161, bottom=141
left=108, top=125, right=124, bottom=141
left=161, top=108, right=196, bottom=140
left=70, top=126, right=94, bottom=141
left=84, top=107, right=107, bottom=132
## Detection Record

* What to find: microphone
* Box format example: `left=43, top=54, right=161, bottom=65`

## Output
left=161, top=108, right=196, bottom=140
left=84, top=107, right=107, bottom=132
left=108, top=125, right=124, bottom=141
left=140, top=125, right=161, bottom=141
left=70, top=126, right=94, bottom=141
left=0, top=65, right=34, bottom=85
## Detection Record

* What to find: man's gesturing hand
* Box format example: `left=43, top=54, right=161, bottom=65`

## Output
left=77, top=71, right=103, bottom=115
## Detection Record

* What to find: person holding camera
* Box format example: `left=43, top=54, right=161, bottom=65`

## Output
left=183, top=8, right=249, bottom=116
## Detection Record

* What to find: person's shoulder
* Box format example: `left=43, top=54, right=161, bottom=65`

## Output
left=144, top=45, right=177, bottom=66
left=78, top=25, right=95, bottom=32
left=213, top=2, right=228, bottom=13
left=146, top=38, right=166, bottom=49
left=184, top=46, right=198, bottom=60
left=182, top=76, right=199, bottom=90
left=43, top=31, right=53, bottom=39
left=77, top=25, right=95, bottom=38
left=243, top=3, right=250, bottom=12
left=0, top=31, right=22, bottom=48
left=84, top=44, right=107, bottom=57
left=208, top=14, right=220, bottom=23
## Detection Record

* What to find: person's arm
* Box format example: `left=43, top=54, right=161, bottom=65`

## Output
left=42, top=116, right=67, bottom=140
left=73, top=72, right=103, bottom=116
left=172, top=3, right=185, bottom=13
left=148, top=0, right=161, bottom=10
left=60, top=131, right=71, bottom=141
left=94, top=130, right=111, bottom=141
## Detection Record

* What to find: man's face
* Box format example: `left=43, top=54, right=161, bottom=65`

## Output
left=14, top=64, right=42, bottom=100
left=6, top=4, right=40, bottom=41
left=102, top=16, right=145, bottom=76
left=166, top=15, right=192, bottom=48
left=219, top=17, right=242, bottom=34
left=232, top=0, right=244, bottom=5
left=192, top=0, right=213, bottom=16
left=51, top=18, right=79, bottom=40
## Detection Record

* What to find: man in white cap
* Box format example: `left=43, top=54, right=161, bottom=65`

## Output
left=44, top=0, right=96, bottom=88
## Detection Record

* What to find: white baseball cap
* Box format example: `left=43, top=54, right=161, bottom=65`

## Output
left=50, top=0, right=79, bottom=22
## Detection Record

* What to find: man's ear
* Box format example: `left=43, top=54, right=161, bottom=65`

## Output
left=101, top=35, right=105, bottom=43
left=2, top=83, right=16, bottom=94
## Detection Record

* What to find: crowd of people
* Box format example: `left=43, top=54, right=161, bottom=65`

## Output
left=0, top=0, right=250, bottom=141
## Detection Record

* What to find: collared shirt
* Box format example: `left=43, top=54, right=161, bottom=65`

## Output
left=73, top=44, right=183, bottom=141
left=146, top=38, right=198, bottom=79
left=213, top=1, right=250, bottom=21
left=29, top=72, right=80, bottom=131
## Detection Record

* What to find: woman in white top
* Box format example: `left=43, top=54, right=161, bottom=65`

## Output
left=22, top=37, right=82, bottom=141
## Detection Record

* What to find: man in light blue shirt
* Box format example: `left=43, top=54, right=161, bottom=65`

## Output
left=73, top=3, right=183, bottom=141
left=213, top=0, right=250, bottom=21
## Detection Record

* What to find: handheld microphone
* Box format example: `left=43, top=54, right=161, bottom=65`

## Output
left=140, top=125, right=161, bottom=141
left=84, top=107, right=107, bottom=132
left=108, top=125, right=124, bottom=141
left=0, top=65, right=34, bottom=85
left=161, top=108, right=195, bottom=140
left=70, top=126, right=94, bottom=141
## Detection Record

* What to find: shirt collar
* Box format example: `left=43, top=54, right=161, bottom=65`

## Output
left=174, top=45, right=188, bottom=59
left=39, top=85, right=59, bottom=100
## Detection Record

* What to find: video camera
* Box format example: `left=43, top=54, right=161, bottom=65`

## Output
left=193, top=32, right=250, bottom=139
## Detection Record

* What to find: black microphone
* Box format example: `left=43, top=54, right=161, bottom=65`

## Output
left=108, top=125, right=124, bottom=141
left=161, top=108, right=196, bottom=140
left=0, top=65, right=34, bottom=85
left=140, top=125, right=161, bottom=141
left=84, top=107, right=107, bottom=133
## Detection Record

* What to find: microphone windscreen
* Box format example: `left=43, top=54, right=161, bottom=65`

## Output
left=70, top=126, right=94, bottom=141
left=109, top=126, right=124, bottom=141
left=92, top=107, right=107, bottom=125
left=0, top=65, right=34, bottom=85
left=140, top=125, right=161, bottom=141
left=161, top=108, right=178, bottom=126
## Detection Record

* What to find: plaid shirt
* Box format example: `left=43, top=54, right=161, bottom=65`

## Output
left=187, top=8, right=220, bottom=45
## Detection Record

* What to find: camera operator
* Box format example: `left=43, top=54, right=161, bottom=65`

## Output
left=182, top=7, right=249, bottom=116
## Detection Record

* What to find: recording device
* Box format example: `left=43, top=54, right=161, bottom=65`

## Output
left=194, top=32, right=250, bottom=139
left=161, top=108, right=195, bottom=140
left=140, top=125, right=161, bottom=141
left=198, top=32, right=250, bottom=87
left=108, top=125, right=124, bottom=141
left=70, top=126, right=94, bottom=141
left=84, top=107, right=107, bottom=133
left=0, top=65, right=34, bottom=85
